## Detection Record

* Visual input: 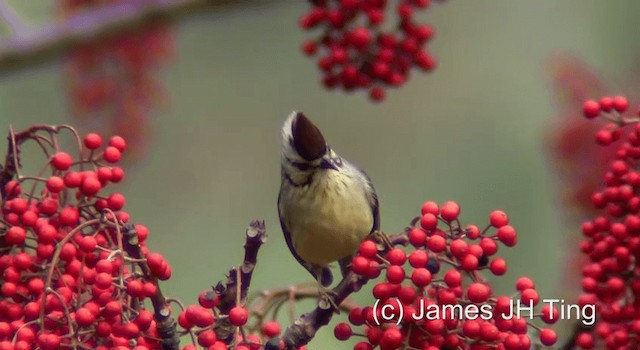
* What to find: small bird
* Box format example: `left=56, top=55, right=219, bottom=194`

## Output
left=277, top=111, right=380, bottom=298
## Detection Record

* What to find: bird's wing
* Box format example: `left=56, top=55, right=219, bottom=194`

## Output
left=277, top=189, right=333, bottom=287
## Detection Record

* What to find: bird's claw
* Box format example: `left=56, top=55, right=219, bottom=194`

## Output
left=372, top=230, right=393, bottom=249
left=318, top=285, right=340, bottom=312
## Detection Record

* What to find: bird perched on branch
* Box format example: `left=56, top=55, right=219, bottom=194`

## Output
left=277, top=111, right=380, bottom=305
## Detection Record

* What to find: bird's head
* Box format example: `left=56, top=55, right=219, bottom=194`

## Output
left=281, top=111, right=340, bottom=172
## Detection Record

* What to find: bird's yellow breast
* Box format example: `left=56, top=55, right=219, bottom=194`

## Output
left=281, top=171, right=373, bottom=266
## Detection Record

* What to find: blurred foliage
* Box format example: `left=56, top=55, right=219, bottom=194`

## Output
left=1, top=0, right=640, bottom=347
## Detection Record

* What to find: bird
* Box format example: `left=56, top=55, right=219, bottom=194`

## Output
left=277, top=111, right=380, bottom=302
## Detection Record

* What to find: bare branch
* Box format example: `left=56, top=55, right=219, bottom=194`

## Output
left=0, top=0, right=250, bottom=74
left=281, top=232, right=410, bottom=349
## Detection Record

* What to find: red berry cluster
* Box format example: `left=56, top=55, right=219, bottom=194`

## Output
left=547, top=54, right=617, bottom=215
left=299, top=0, right=441, bottom=102
left=177, top=290, right=289, bottom=350
left=59, top=0, right=174, bottom=157
left=575, top=96, right=640, bottom=349
left=336, top=201, right=557, bottom=349
left=0, top=127, right=171, bottom=350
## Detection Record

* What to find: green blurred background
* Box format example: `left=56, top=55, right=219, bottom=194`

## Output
left=2, top=1, right=640, bottom=347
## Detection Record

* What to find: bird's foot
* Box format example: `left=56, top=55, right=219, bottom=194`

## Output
left=372, top=230, right=393, bottom=249
left=317, top=285, right=340, bottom=312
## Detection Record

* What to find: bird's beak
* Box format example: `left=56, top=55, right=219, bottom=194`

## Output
left=320, top=158, right=339, bottom=171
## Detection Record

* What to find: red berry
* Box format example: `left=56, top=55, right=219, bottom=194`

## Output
left=421, top=201, right=439, bottom=215
left=334, top=322, right=352, bottom=341
left=81, top=176, right=102, bottom=196
left=489, top=257, right=507, bottom=275
left=496, top=225, right=517, bottom=246
left=261, top=321, right=281, bottom=338
left=410, top=268, right=431, bottom=287
left=489, top=210, right=509, bottom=227
left=107, top=193, right=126, bottom=210
left=63, top=171, right=82, bottom=187
left=198, top=290, right=219, bottom=309
left=51, top=152, right=73, bottom=170
left=408, top=249, right=428, bottom=268
left=539, top=328, right=557, bottom=346
left=440, top=201, right=460, bottom=221
left=583, top=100, right=601, bottom=118
left=229, top=306, right=248, bottom=326
left=369, top=87, right=385, bottom=102
left=386, top=265, right=405, bottom=284
left=109, top=136, right=127, bottom=152
left=444, top=269, right=461, bottom=287
left=515, top=276, right=535, bottom=291
left=408, top=228, right=426, bottom=247
left=420, top=213, right=438, bottom=230
left=46, top=176, right=64, bottom=193
left=612, top=95, right=629, bottom=113
left=103, top=146, right=121, bottom=163
left=6, top=226, right=26, bottom=245
left=386, top=248, right=406, bottom=265
left=84, top=133, right=102, bottom=149
left=467, top=283, right=490, bottom=303
left=427, top=235, right=446, bottom=252
left=359, top=240, right=378, bottom=258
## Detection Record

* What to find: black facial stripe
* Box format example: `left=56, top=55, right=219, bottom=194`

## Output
left=284, top=171, right=313, bottom=187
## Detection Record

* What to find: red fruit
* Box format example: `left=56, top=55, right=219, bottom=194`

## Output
left=6, top=226, right=26, bottom=245
left=444, top=269, right=461, bottom=287
left=349, top=27, right=371, bottom=50
left=84, top=133, right=102, bottom=149
left=109, top=135, right=127, bottom=152
left=197, top=330, right=217, bottom=347
left=427, top=235, right=446, bottom=252
left=51, top=152, right=73, bottom=170
left=539, top=328, right=557, bottom=346
left=520, top=288, right=539, bottom=306
left=110, top=166, right=125, bottom=182
left=386, top=265, right=405, bottom=284
left=467, top=283, right=490, bottom=303
left=379, top=328, right=403, bottom=349
left=261, top=321, right=281, bottom=338
left=198, top=290, right=219, bottom=308
left=81, top=176, right=102, bottom=196
left=408, top=249, right=428, bottom=268
left=420, top=213, right=438, bottom=230
left=334, top=322, right=352, bottom=340
left=583, top=100, right=600, bottom=118
left=421, top=201, right=439, bottom=215
left=59, top=206, right=79, bottom=226
left=46, top=176, right=64, bottom=193
left=489, top=210, right=509, bottom=227
left=63, top=171, right=82, bottom=187
left=440, top=201, right=460, bottom=221
left=515, top=276, right=535, bottom=291
left=408, top=228, right=426, bottom=247
left=612, top=95, right=629, bottom=113
left=497, top=225, right=517, bottom=246
left=489, top=257, right=507, bottom=275
left=352, top=256, right=370, bottom=275
left=229, top=306, right=248, bottom=326
left=358, top=240, right=378, bottom=258
left=78, top=235, right=97, bottom=253
left=369, top=87, right=386, bottom=102
left=107, top=193, right=126, bottom=210
left=386, top=248, right=406, bottom=265
left=76, top=307, right=95, bottom=327
left=410, top=268, right=431, bottom=287
left=103, top=146, right=121, bottom=163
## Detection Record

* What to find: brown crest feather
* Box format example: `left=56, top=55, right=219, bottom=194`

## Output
left=292, top=112, right=326, bottom=161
